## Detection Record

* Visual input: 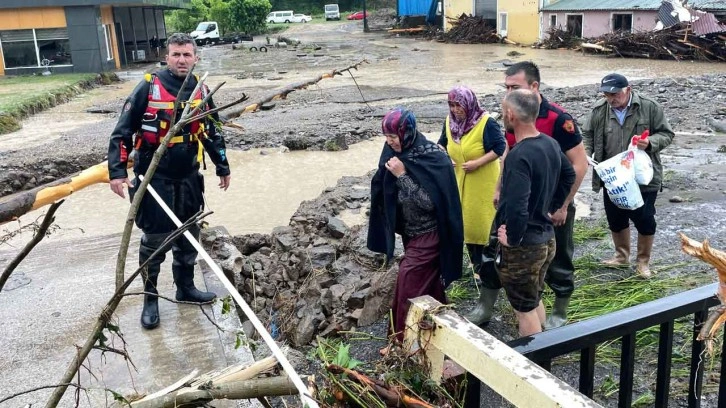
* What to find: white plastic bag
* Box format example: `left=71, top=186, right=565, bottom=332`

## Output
left=593, top=151, right=644, bottom=210
left=629, top=134, right=653, bottom=186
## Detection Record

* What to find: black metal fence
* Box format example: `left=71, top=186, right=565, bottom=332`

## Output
left=464, top=283, right=725, bottom=407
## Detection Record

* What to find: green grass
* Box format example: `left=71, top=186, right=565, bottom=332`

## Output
left=0, top=73, right=111, bottom=134
left=573, top=218, right=609, bottom=245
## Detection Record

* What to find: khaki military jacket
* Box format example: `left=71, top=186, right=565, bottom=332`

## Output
left=582, top=91, right=675, bottom=193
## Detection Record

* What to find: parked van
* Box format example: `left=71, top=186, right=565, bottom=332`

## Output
left=324, top=4, right=340, bottom=20
left=267, top=10, right=294, bottom=24
left=190, top=21, right=220, bottom=45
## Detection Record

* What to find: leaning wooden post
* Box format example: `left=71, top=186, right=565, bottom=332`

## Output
left=405, top=296, right=603, bottom=408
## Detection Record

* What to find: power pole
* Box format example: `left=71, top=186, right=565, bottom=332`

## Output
left=363, top=0, right=369, bottom=32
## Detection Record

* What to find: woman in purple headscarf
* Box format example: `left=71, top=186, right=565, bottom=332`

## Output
left=438, top=86, right=506, bottom=325
left=368, top=107, right=463, bottom=347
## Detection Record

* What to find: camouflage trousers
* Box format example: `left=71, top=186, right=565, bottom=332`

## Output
left=497, top=238, right=556, bottom=313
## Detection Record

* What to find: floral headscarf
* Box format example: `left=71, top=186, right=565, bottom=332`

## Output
left=447, top=86, right=485, bottom=141
left=381, top=107, right=418, bottom=151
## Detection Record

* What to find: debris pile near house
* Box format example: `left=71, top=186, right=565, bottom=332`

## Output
left=579, top=1, right=726, bottom=61
left=581, top=23, right=726, bottom=61
left=203, top=174, right=401, bottom=347
left=537, top=27, right=583, bottom=49
left=425, top=14, right=501, bottom=43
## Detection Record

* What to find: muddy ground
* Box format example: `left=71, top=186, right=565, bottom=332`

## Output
left=2, top=19, right=726, bottom=407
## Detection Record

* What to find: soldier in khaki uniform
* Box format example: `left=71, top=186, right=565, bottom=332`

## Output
left=582, top=74, right=674, bottom=278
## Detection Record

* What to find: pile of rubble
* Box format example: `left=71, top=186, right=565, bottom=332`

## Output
left=203, top=174, right=402, bottom=347
left=581, top=23, right=726, bottom=61
left=426, top=14, right=501, bottom=44
left=537, top=27, right=583, bottom=49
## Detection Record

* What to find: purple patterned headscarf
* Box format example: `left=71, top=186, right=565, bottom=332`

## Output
left=381, top=107, right=418, bottom=151
left=447, top=86, right=485, bottom=141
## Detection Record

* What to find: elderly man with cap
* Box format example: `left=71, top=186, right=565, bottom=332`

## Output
left=582, top=73, right=674, bottom=278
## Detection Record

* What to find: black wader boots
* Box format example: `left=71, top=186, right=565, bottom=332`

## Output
left=172, top=227, right=216, bottom=303
left=139, top=233, right=167, bottom=330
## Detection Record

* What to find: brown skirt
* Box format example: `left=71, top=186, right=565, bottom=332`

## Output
left=391, top=230, right=446, bottom=342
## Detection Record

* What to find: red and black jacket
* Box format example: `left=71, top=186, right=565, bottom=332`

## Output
left=108, top=69, right=230, bottom=180
left=505, top=95, right=582, bottom=153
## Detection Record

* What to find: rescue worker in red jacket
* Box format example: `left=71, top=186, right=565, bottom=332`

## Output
left=467, top=61, right=588, bottom=330
left=107, top=33, right=231, bottom=330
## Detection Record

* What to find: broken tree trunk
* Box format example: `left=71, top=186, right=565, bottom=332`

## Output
left=220, top=60, right=368, bottom=121
left=131, top=357, right=299, bottom=407
left=0, top=162, right=110, bottom=224
left=680, top=233, right=726, bottom=351
left=130, top=376, right=297, bottom=408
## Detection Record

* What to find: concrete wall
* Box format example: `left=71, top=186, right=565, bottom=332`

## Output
left=65, top=6, right=110, bottom=73
left=498, top=0, right=540, bottom=44
left=541, top=10, right=659, bottom=38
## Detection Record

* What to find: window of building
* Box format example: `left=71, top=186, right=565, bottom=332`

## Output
left=612, top=13, right=633, bottom=32
left=0, top=30, right=38, bottom=69
left=36, top=28, right=72, bottom=66
left=0, top=28, right=71, bottom=69
left=550, top=14, right=557, bottom=27
left=499, top=12, right=508, bottom=31
left=103, top=24, right=113, bottom=61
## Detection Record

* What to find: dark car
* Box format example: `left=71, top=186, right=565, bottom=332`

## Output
left=346, top=11, right=367, bottom=20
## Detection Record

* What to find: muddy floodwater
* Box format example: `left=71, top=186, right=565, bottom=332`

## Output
left=0, top=138, right=385, bottom=247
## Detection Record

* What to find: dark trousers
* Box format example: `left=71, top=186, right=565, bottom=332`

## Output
left=479, top=218, right=503, bottom=290
left=545, top=202, right=576, bottom=298
left=603, top=190, right=657, bottom=235
left=392, top=230, right=446, bottom=342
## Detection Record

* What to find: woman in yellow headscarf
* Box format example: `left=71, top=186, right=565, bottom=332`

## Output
left=438, top=86, right=505, bottom=290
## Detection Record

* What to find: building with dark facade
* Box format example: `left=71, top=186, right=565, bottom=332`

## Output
left=0, top=0, right=190, bottom=76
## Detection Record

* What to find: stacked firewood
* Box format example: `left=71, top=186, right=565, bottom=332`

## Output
left=538, top=27, right=583, bottom=49
left=426, top=14, right=501, bottom=44
left=583, top=24, right=726, bottom=61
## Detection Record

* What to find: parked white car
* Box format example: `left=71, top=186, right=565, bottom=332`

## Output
left=267, top=10, right=294, bottom=24
left=292, top=14, right=313, bottom=23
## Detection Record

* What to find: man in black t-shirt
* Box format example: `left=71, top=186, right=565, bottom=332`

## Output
left=497, top=90, right=576, bottom=336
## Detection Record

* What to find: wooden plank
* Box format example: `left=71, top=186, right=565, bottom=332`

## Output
left=405, top=296, right=603, bottom=408
left=388, top=27, right=425, bottom=33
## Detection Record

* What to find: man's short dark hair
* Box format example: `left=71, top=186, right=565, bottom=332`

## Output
left=166, top=32, right=197, bottom=53
left=504, top=89, right=540, bottom=123
left=504, top=61, right=541, bottom=85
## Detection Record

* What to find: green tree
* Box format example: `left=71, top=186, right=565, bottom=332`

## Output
left=208, top=0, right=233, bottom=34
left=165, top=0, right=210, bottom=34
left=230, top=0, right=272, bottom=34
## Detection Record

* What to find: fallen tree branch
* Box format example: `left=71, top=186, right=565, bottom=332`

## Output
left=130, top=356, right=293, bottom=407
left=0, top=200, right=63, bottom=291
left=220, top=60, right=369, bottom=121
left=0, top=383, right=85, bottom=405
left=131, top=376, right=297, bottom=408
left=327, top=364, right=434, bottom=408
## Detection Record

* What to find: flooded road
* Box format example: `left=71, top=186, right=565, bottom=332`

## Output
left=1, top=137, right=385, bottom=247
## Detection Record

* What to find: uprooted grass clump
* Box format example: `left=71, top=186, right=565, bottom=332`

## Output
left=315, top=337, right=465, bottom=407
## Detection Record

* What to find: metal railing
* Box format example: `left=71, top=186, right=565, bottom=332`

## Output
left=467, top=283, right=725, bottom=407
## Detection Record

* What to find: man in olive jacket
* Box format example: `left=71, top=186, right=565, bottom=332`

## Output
left=582, top=73, right=674, bottom=278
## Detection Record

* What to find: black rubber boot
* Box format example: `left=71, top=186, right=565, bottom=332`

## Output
left=173, top=264, right=216, bottom=303
left=172, top=227, right=216, bottom=303
left=139, top=233, right=168, bottom=330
